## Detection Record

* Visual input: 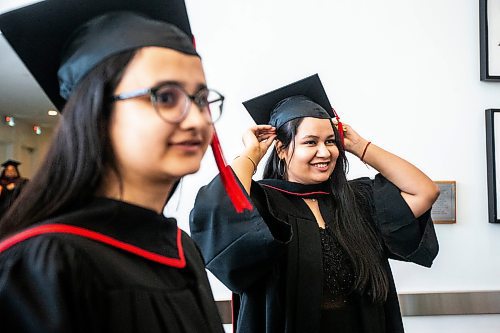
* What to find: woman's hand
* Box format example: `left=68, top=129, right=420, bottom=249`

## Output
left=232, top=125, right=276, bottom=194
left=334, top=120, right=369, bottom=159
left=241, top=125, right=277, bottom=164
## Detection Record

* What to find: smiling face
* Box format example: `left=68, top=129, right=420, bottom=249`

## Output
left=109, top=47, right=213, bottom=190
left=278, top=117, right=339, bottom=184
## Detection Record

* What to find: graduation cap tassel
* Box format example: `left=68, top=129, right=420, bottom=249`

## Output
left=211, top=131, right=253, bottom=213
left=332, top=107, right=345, bottom=147
left=336, top=119, right=344, bottom=145
left=191, top=33, right=250, bottom=213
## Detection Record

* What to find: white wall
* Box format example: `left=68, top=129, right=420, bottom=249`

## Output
left=169, top=0, right=500, bottom=331
left=1, top=0, right=496, bottom=330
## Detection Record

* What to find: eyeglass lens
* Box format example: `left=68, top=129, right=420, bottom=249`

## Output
left=153, top=85, right=223, bottom=123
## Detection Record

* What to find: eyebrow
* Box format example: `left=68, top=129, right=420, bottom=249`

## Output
left=300, top=134, right=335, bottom=140
left=154, top=80, right=208, bottom=92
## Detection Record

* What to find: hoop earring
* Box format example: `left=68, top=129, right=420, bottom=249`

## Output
left=277, top=159, right=285, bottom=177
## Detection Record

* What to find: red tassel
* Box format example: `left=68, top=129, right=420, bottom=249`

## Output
left=191, top=34, right=250, bottom=212
left=332, top=108, right=345, bottom=147
left=336, top=119, right=344, bottom=145
left=211, top=131, right=253, bottom=213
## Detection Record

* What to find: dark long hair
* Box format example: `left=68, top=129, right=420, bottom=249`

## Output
left=0, top=50, right=137, bottom=239
left=263, top=118, right=389, bottom=303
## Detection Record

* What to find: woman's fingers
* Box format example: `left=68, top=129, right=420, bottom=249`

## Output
left=243, top=126, right=276, bottom=151
left=253, top=125, right=276, bottom=141
left=260, top=133, right=276, bottom=143
left=256, top=131, right=275, bottom=139
left=253, top=125, right=275, bottom=133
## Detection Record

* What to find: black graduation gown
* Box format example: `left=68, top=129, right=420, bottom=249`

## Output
left=190, top=172, right=439, bottom=333
left=0, top=177, right=28, bottom=218
left=0, top=197, right=224, bottom=333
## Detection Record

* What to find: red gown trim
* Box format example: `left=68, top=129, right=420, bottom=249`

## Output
left=0, top=223, right=186, bottom=268
left=261, top=184, right=329, bottom=197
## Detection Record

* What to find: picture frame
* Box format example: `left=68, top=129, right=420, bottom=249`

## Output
left=431, top=181, right=456, bottom=224
left=486, top=109, right=500, bottom=223
left=480, top=0, right=500, bottom=81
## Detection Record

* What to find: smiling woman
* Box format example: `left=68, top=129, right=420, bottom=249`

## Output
left=278, top=117, right=339, bottom=185
left=190, top=74, right=440, bottom=333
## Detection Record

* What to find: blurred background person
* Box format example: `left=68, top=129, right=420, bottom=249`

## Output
left=0, top=159, right=28, bottom=218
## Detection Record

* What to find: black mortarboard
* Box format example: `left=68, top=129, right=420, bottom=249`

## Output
left=0, top=0, right=198, bottom=110
left=0, top=0, right=252, bottom=213
left=243, top=74, right=334, bottom=129
left=1, top=160, right=21, bottom=168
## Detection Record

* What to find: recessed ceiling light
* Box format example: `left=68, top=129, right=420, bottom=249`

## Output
left=48, top=110, right=58, bottom=116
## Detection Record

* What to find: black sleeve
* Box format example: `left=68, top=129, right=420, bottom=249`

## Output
left=0, top=236, right=94, bottom=333
left=351, top=174, right=439, bottom=268
left=189, top=171, right=292, bottom=293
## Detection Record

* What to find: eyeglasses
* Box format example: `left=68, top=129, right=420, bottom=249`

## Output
left=112, top=83, right=224, bottom=124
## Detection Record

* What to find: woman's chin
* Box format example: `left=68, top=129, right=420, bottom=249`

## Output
left=310, top=172, right=333, bottom=183
left=171, top=167, right=200, bottom=178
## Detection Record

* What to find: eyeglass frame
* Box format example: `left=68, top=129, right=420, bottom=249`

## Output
left=111, top=82, right=225, bottom=124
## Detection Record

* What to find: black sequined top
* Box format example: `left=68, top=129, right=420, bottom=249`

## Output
left=319, top=224, right=356, bottom=309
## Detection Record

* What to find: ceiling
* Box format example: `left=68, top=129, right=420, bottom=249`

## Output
left=0, top=0, right=59, bottom=129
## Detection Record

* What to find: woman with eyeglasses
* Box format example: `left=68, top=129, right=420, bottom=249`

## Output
left=0, top=1, right=226, bottom=332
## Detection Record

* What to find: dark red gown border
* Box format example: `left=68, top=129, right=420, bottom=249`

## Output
left=260, top=184, right=329, bottom=197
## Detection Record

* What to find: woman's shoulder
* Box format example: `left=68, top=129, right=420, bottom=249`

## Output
left=348, top=174, right=401, bottom=197
left=347, top=176, right=375, bottom=204
left=348, top=176, right=373, bottom=188
left=0, top=229, right=87, bottom=262
left=0, top=230, right=90, bottom=285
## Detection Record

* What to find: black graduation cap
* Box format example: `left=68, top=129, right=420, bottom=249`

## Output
left=243, top=74, right=334, bottom=129
left=1, top=160, right=21, bottom=168
left=0, top=0, right=197, bottom=111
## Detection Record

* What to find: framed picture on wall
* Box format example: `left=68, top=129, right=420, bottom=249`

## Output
left=480, top=0, right=500, bottom=81
left=486, top=109, right=500, bottom=223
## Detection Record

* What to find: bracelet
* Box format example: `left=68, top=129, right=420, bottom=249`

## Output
left=360, top=141, right=372, bottom=163
left=235, top=155, right=257, bottom=175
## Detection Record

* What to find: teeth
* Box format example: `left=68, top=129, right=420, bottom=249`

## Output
left=313, top=163, right=328, bottom=168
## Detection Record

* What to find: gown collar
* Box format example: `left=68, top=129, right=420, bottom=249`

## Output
left=43, top=197, right=185, bottom=267
left=259, top=178, right=331, bottom=199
